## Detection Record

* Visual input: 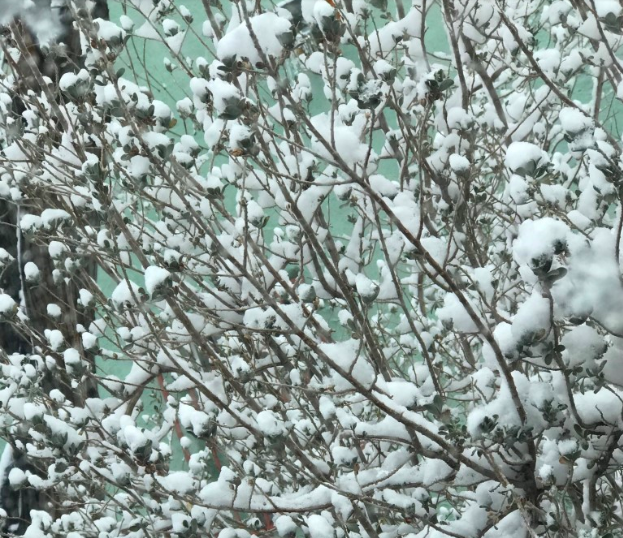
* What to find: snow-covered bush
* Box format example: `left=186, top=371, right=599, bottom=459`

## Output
left=1, top=0, right=623, bottom=536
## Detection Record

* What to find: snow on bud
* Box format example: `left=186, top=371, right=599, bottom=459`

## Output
left=558, top=438, right=578, bottom=458
left=49, top=241, right=69, bottom=260
left=319, top=396, right=336, bottom=419
left=202, top=18, right=216, bottom=38
left=369, top=174, right=399, bottom=198
left=446, top=107, right=474, bottom=130
left=24, top=262, right=40, bottom=283
left=172, top=513, right=193, bottom=534
left=95, top=19, right=126, bottom=51
left=319, top=339, right=376, bottom=390
left=437, top=293, right=479, bottom=333
left=8, top=467, right=27, bottom=487
left=331, top=446, right=358, bottom=467
left=111, top=280, right=143, bottom=310
left=216, top=12, right=292, bottom=67
left=334, top=182, right=353, bottom=201
left=298, top=283, right=316, bottom=303
left=176, top=97, right=194, bottom=117
left=275, top=515, right=297, bottom=537
left=256, top=410, right=287, bottom=439
left=229, top=124, right=254, bottom=152
left=49, top=390, right=65, bottom=403
left=141, top=131, right=173, bottom=160
left=119, top=15, right=135, bottom=32
left=559, top=107, right=593, bottom=136
left=205, top=79, right=240, bottom=113
left=47, top=304, right=61, bottom=319
left=119, top=422, right=151, bottom=453
left=20, top=214, right=42, bottom=234
left=244, top=200, right=266, bottom=228
left=162, top=19, right=180, bottom=37
left=59, top=69, right=91, bottom=99
left=355, top=273, right=379, bottom=303
left=63, top=347, right=82, bottom=374
left=45, top=329, right=64, bottom=351
left=111, top=461, right=132, bottom=486
left=512, top=217, right=569, bottom=272
left=559, top=107, right=595, bottom=151
left=449, top=153, right=470, bottom=176
left=144, top=266, right=172, bottom=298
left=306, top=514, right=335, bottom=538
left=0, top=294, right=17, bottom=319
left=538, top=464, right=554, bottom=484
left=82, top=332, right=98, bottom=350
left=510, top=292, right=551, bottom=348
left=505, top=141, right=549, bottom=177
left=310, top=113, right=369, bottom=167
left=78, top=289, right=94, bottom=308
left=42, top=209, right=71, bottom=230
left=0, top=249, right=13, bottom=270
left=373, top=58, right=397, bottom=83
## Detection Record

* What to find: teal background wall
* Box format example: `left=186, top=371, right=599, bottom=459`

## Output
left=99, top=0, right=613, bottom=471
left=0, top=0, right=608, bottom=461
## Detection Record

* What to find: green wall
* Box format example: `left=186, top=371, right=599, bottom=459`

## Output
left=0, top=0, right=608, bottom=461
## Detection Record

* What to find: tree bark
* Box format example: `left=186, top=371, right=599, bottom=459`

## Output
left=0, top=1, right=107, bottom=534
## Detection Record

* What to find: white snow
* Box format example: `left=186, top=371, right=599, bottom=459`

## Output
left=306, top=514, right=334, bottom=538
left=0, top=445, right=12, bottom=491
left=256, top=410, right=286, bottom=437
left=331, top=446, right=358, bottom=466
left=95, top=18, right=126, bottom=44
left=156, top=471, right=197, bottom=495
left=8, top=467, right=26, bottom=487
left=20, top=214, right=42, bottom=233
left=437, top=293, right=479, bottom=333
left=511, top=292, right=551, bottom=343
left=205, top=79, right=242, bottom=114
left=111, top=280, right=141, bottom=309
left=78, top=289, right=94, bottom=308
left=505, top=141, right=548, bottom=173
left=0, top=0, right=64, bottom=44
left=144, top=266, right=171, bottom=297
left=538, top=463, right=553, bottom=482
left=48, top=241, right=69, bottom=259
left=47, top=304, right=61, bottom=318
left=512, top=218, right=570, bottom=267
left=310, top=113, right=369, bottom=167
left=355, top=273, right=380, bottom=301
left=217, top=13, right=291, bottom=66
left=120, top=14, right=135, bottom=32
left=24, top=262, right=39, bottom=283
left=0, top=294, right=17, bottom=316
left=595, top=0, right=622, bottom=17
left=45, top=329, right=64, bottom=351
left=275, top=516, right=297, bottom=537
left=318, top=339, right=376, bottom=390
left=59, top=69, right=90, bottom=93
left=559, top=107, right=593, bottom=134
left=449, top=153, right=470, bottom=172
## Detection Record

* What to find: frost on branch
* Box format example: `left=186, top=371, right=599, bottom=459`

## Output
left=1, top=0, right=623, bottom=537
